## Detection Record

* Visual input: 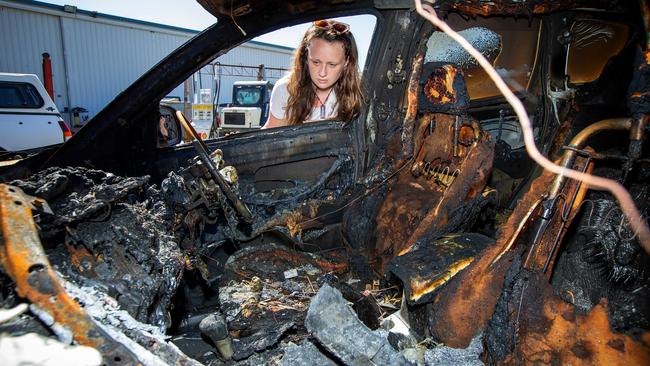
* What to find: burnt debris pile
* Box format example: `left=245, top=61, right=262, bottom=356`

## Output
left=9, top=167, right=184, bottom=330
left=1, top=167, right=460, bottom=365
left=1, top=162, right=648, bottom=365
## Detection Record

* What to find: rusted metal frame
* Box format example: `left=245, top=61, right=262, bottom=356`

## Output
left=521, top=118, right=633, bottom=270
left=432, top=0, right=612, bottom=17
left=0, top=184, right=141, bottom=365
left=541, top=155, right=593, bottom=274
left=523, top=154, right=594, bottom=273
left=401, top=53, right=425, bottom=161
left=402, top=125, right=493, bottom=254
left=489, top=198, right=543, bottom=266
left=548, top=118, right=631, bottom=199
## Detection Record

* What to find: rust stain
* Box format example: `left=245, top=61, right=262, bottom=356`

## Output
left=408, top=257, right=474, bottom=302
left=428, top=242, right=514, bottom=348
left=228, top=245, right=347, bottom=280
left=525, top=154, right=593, bottom=275
left=404, top=123, right=493, bottom=248
left=313, top=259, right=348, bottom=273
left=490, top=199, right=541, bottom=265
left=405, top=53, right=424, bottom=123
left=607, top=339, right=626, bottom=353
left=401, top=53, right=425, bottom=162
left=0, top=186, right=95, bottom=344
left=428, top=169, right=555, bottom=348
left=490, top=167, right=558, bottom=265
left=458, top=124, right=475, bottom=145
left=423, top=65, right=457, bottom=104
left=439, top=0, right=611, bottom=17
left=504, top=275, right=650, bottom=365
left=65, top=240, right=98, bottom=277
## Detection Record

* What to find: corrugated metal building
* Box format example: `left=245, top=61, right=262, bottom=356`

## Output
left=0, top=0, right=293, bottom=123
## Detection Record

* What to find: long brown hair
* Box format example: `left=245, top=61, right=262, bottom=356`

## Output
left=285, top=21, right=362, bottom=125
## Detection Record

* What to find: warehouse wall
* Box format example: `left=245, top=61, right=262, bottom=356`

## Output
left=58, top=17, right=192, bottom=120
left=0, top=5, right=70, bottom=113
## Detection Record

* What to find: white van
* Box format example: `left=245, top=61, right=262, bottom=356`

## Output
left=0, top=73, right=72, bottom=152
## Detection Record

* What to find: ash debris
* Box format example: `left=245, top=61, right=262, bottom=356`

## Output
left=304, top=283, right=411, bottom=365
left=61, top=279, right=202, bottom=366
left=10, top=167, right=184, bottom=331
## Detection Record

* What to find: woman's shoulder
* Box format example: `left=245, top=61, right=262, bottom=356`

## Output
left=275, top=74, right=291, bottom=88
left=270, top=75, right=291, bottom=101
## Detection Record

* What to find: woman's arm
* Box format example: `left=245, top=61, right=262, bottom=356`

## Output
left=262, top=113, right=287, bottom=129
left=262, top=76, right=291, bottom=129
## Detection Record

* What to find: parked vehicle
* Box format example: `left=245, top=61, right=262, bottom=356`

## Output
left=0, top=73, right=71, bottom=152
left=219, top=80, right=274, bottom=133
left=1, top=1, right=649, bottom=365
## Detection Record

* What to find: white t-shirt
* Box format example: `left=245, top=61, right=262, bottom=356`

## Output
left=269, top=76, right=338, bottom=122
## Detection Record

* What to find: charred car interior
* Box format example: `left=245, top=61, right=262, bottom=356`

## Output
left=1, top=0, right=649, bottom=365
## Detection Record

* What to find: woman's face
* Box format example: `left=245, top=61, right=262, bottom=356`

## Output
left=306, top=38, right=347, bottom=91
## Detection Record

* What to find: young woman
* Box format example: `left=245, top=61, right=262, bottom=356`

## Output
left=263, top=19, right=362, bottom=128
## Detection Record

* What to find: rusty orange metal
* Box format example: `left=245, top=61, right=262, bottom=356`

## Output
left=524, top=154, right=594, bottom=275
left=423, top=64, right=457, bottom=104
left=228, top=244, right=348, bottom=281
left=437, top=0, right=611, bottom=17
left=426, top=150, right=621, bottom=348
left=65, top=237, right=98, bottom=277
left=427, top=167, right=556, bottom=348
left=501, top=273, right=650, bottom=365
left=401, top=52, right=425, bottom=162
left=407, top=257, right=474, bottom=303
left=372, top=113, right=493, bottom=272
left=0, top=184, right=141, bottom=365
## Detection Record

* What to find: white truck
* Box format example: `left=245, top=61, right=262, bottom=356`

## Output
left=0, top=73, right=72, bottom=153
left=218, top=80, right=274, bottom=133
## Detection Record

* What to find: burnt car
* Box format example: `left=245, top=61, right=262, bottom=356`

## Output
left=1, top=0, right=649, bottom=365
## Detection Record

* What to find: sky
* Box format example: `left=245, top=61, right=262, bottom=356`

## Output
left=42, top=0, right=376, bottom=66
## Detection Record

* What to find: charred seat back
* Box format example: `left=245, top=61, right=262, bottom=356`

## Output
left=371, top=63, right=495, bottom=273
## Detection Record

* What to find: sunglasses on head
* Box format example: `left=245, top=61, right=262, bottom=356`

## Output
left=313, top=19, right=350, bottom=35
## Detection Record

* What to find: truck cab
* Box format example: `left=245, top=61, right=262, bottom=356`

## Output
left=218, top=80, right=273, bottom=132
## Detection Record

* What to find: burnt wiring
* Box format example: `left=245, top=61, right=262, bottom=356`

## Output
left=230, top=0, right=247, bottom=36
left=297, top=156, right=415, bottom=226
left=415, top=0, right=650, bottom=253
